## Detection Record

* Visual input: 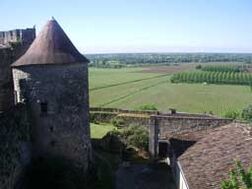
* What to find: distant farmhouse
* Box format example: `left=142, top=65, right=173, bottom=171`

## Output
left=0, top=19, right=91, bottom=188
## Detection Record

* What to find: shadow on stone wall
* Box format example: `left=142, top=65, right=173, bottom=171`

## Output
left=21, top=157, right=94, bottom=189
left=0, top=104, right=31, bottom=189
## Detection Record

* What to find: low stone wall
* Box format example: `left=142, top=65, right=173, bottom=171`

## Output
left=90, top=107, right=158, bottom=127
left=90, top=111, right=118, bottom=123
left=89, top=107, right=228, bottom=129
left=155, top=115, right=232, bottom=138
left=149, top=114, right=232, bottom=157
left=116, top=114, right=150, bottom=127
left=90, top=107, right=158, bottom=115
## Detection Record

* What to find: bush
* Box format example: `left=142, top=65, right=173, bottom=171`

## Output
left=195, top=64, right=202, bottom=69
left=101, top=130, right=124, bottom=153
left=111, top=117, right=125, bottom=128
left=241, top=104, right=252, bottom=122
left=137, top=104, right=158, bottom=111
left=104, top=125, right=149, bottom=151
left=224, top=110, right=240, bottom=119
left=120, top=125, right=149, bottom=150
left=221, top=161, right=252, bottom=189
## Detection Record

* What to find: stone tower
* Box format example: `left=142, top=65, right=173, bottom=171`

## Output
left=11, top=18, right=91, bottom=172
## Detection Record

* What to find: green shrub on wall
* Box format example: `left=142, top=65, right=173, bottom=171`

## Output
left=137, top=104, right=158, bottom=111
left=111, top=117, right=125, bottom=128
left=223, top=110, right=240, bottom=119
left=241, top=104, right=252, bottom=122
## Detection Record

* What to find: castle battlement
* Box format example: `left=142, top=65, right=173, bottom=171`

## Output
left=0, top=27, right=36, bottom=112
left=0, top=27, right=36, bottom=48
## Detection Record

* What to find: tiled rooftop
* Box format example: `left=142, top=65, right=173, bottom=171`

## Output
left=177, top=123, right=252, bottom=189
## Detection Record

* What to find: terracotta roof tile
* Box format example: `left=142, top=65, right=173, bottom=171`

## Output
left=178, top=123, right=252, bottom=189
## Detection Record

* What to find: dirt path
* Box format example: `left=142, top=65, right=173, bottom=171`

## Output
left=115, top=163, right=176, bottom=189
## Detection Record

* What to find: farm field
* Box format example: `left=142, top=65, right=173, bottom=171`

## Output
left=90, top=123, right=116, bottom=139
left=89, top=66, right=252, bottom=116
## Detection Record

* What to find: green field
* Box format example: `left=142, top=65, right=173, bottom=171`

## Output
left=90, top=123, right=116, bottom=139
left=89, top=67, right=252, bottom=116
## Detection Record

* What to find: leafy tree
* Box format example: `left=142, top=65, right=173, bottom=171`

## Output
left=221, top=161, right=252, bottom=189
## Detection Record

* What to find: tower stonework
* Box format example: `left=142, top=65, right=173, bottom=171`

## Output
left=11, top=19, right=91, bottom=173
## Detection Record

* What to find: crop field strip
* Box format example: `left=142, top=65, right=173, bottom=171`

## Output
left=89, top=68, right=161, bottom=90
left=98, top=77, right=170, bottom=107
left=90, top=74, right=171, bottom=107
left=108, top=82, right=252, bottom=115
left=89, top=67, right=252, bottom=116
left=90, top=73, right=169, bottom=91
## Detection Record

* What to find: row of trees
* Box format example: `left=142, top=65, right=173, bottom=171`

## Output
left=199, top=65, right=247, bottom=73
left=89, top=60, right=126, bottom=68
left=87, top=53, right=252, bottom=65
left=171, top=71, right=252, bottom=85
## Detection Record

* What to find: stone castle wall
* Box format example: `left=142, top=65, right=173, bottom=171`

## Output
left=155, top=115, right=232, bottom=138
left=0, top=48, right=14, bottom=112
left=0, top=105, right=31, bottom=189
left=12, top=63, right=91, bottom=173
left=90, top=107, right=156, bottom=127
left=0, top=28, right=35, bottom=112
left=0, top=28, right=35, bottom=46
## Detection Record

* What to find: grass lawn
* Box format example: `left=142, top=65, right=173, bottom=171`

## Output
left=89, top=67, right=252, bottom=116
left=90, top=123, right=116, bottom=139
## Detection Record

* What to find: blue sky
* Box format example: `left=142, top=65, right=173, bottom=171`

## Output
left=1, top=0, right=252, bottom=53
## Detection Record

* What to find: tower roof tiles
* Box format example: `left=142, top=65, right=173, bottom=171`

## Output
left=12, top=18, right=89, bottom=67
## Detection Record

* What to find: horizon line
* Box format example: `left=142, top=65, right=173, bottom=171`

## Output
left=84, top=51, right=252, bottom=55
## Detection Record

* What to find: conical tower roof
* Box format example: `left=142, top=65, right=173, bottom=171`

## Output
left=12, top=18, right=89, bottom=67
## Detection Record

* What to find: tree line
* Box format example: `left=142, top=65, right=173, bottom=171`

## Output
left=171, top=71, right=252, bottom=85
left=86, top=53, right=252, bottom=65
left=199, top=65, right=247, bottom=73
